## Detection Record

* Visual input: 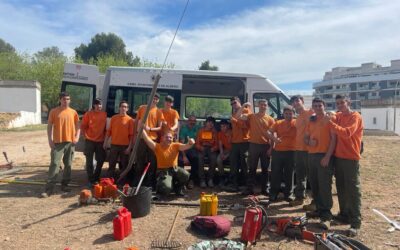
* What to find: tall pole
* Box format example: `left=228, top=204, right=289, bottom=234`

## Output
left=394, top=81, right=398, bottom=133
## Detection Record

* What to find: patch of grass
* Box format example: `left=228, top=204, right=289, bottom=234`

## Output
left=0, top=124, right=47, bottom=132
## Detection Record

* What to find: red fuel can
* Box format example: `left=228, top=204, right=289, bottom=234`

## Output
left=113, top=215, right=125, bottom=240
left=241, top=206, right=263, bottom=244
left=118, top=207, right=132, bottom=237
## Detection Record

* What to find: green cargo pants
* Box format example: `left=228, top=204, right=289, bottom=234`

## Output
left=308, top=153, right=333, bottom=221
left=334, top=157, right=362, bottom=229
left=46, top=142, right=75, bottom=191
left=156, top=167, right=190, bottom=195
left=294, top=151, right=308, bottom=199
left=270, top=150, right=295, bottom=199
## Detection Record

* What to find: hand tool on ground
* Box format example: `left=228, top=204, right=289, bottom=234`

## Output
left=372, top=209, right=400, bottom=232
left=268, top=216, right=315, bottom=242
left=151, top=207, right=182, bottom=249
left=133, top=162, right=151, bottom=196
left=1, top=151, right=13, bottom=169
left=0, top=178, right=79, bottom=187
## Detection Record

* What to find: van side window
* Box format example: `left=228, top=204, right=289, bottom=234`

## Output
left=185, top=96, right=231, bottom=119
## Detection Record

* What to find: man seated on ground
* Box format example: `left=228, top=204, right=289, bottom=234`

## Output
left=196, top=116, right=218, bottom=188
left=268, top=105, right=296, bottom=202
left=216, top=119, right=232, bottom=187
left=178, top=115, right=200, bottom=189
left=141, top=129, right=194, bottom=197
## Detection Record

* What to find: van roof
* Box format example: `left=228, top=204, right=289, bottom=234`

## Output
left=107, top=66, right=267, bottom=79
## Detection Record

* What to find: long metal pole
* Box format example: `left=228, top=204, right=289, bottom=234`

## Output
left=394, top=81, right=398, bottom=132
left=118, top=74, right=161, bottom=182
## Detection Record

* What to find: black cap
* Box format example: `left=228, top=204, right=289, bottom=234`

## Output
left=165, top=95, right=174, bottom=102
left=205, top=116, right=216, bottom=124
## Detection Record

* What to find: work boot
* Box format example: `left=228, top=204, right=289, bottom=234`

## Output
left=61, top=184, right=72, bottom=193
left=200, top=180, right=207, bottom=188
left=303, top=201, right=316, bottom=211
left=187, top=180, right=194, bottom=189
left=319, top=220, right=331, bottom=230
left=306, top=210, right=320, bottom=218
left=40, top=185, right=54, bottom=198
left=347, top=227, right=359, bottom=237
left=333, top=213, right=350, bottom=224
left=224, top=184, right=239, bottom=192
left=241, top=188, right=254, bottom=196
left=174, top=185, right=185, bottom=197
left=289, top=198, right=304, bottom=207
left=207, top=179, right=214, bottom=188
left=284, top=195, right=295, bottom=202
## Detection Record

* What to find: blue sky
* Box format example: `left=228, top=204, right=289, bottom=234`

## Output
left=1, top=0, right=400, bottom=94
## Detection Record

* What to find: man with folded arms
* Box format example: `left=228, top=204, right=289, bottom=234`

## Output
left=324, top=94, right=363, bottom=237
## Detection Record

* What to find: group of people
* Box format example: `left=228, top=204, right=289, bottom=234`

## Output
left=41, top=91, right=364, bottom=237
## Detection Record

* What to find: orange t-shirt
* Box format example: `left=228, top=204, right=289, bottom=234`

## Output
left=231, top=107, right=250, bottom=143
left=80, top=111, right=107, bottom=142
left=247, top=113, right=275, bottom=144
left=218, top=130, right=232, bottom=151
left=330, top=111, right=363, bottom=160
left=295, top=109, right=314, bottom=151
left=106, top=114, right=134, bottom=146
left=155, top=142, right=181, bottom=169
left=161, top=108, right=179, bottom=128
left=195, top=128, right=218, bottom=150
left=306, top=114, right=334, bottom=154
left=48, top=107, right=79, bottom=143
left=270, top=119, right=296, bottom=151
left=137, top=105, right=164, bottom=140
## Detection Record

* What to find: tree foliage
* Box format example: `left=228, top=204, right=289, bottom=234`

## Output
left=198, top=60, right=219, bottom=71
left=74, top=33, right=130, bottom=63
left=0, top=38, right=15, bottom=53
left=34, top=46, right=66, bottom=63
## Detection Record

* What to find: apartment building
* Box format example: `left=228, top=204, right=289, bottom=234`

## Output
left=313, top=59, right=400, bottom=111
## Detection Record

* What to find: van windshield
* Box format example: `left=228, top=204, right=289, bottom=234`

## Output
left=185, top=96, right=231, bottom=119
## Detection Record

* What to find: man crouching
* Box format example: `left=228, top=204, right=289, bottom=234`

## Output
left=142, top=129, right=194, bottom=196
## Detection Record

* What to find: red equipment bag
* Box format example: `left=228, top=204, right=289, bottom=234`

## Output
left=191, top=215, right=231, bottom=238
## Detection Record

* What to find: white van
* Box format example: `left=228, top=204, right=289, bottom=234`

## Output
left=61, top=63, right=290, bottom=120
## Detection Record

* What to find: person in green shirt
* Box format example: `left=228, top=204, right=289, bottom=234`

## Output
left=178, top=115, right=200, bottom=188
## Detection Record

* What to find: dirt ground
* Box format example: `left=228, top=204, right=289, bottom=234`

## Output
left=0, top=129, right=399, bottom=250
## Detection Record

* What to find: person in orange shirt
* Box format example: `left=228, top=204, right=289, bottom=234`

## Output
left=161, top=95, right=179, bottom=137
left=237, top=99, right=275, bottom=195
left=103, top=101, right=134, bottom=181
left=226, top=96, right=250, bottom=192
left=135, top=93, right=165, bottom=188
left=269, top=105, right=296, bottom=202
left=289, top=95, right=315, bottom=209
left=141, top=129, right=194, bottom=197
left=304, top=98, right=336, bottom=230
left=80, top=98, right=107, bottom=186
left=324, top=94, right=363, bottom=237
left=196, top=116, right=218, bottom=188
left=41, top=92, right=80, bottom=198
left=216, top=119, right=232, bottom=187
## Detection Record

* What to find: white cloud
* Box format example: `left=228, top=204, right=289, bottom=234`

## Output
left=1, top=0, right=400, bottom=88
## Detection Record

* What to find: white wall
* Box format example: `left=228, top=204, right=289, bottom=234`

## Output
left=0, top=81, right=42, bottom=127
left=361, top=107, right=400, bottom=135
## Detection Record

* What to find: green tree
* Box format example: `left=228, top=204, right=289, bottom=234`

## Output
left=198, top=60, right=219, bottom=71
left=0, top=38, right=15, bottom=53
left=34, top=46, right=66, bottom=63
left=74, top=33, right=130, bottom=63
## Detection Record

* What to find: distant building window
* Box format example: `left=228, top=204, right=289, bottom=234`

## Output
left=373, top=117, right=377, bottom=125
